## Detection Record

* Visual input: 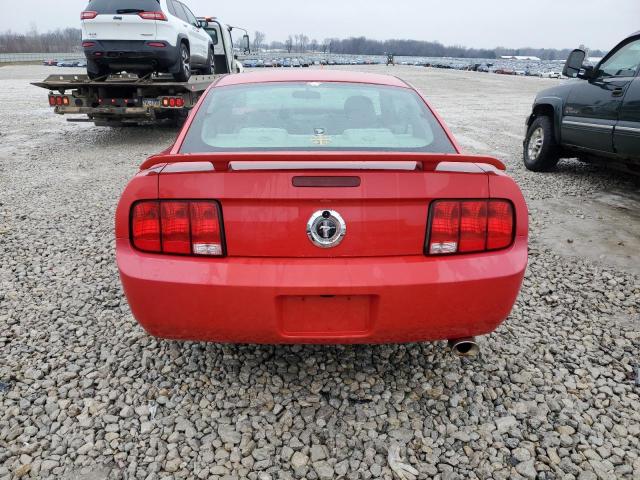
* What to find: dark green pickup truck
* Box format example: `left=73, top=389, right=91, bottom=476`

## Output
left=524, top=31, right=640, bottom=173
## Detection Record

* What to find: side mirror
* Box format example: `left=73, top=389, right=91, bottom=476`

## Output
left=197, top=20, right=208, bottom=28
left=242, top=34, right=250, bottom=54
left=563, top=49, right=586, bottom=78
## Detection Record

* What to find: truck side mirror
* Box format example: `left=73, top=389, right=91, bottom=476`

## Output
left=563, top=49, right=586, bottom=78
left=197, top=20, right=208, bottom=28
left=242, top=34, right=250, bottom=54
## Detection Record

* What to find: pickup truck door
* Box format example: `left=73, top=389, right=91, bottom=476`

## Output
left=614, top=75, right=640, bottom=160
left=562, top=37, right=640, bottom=154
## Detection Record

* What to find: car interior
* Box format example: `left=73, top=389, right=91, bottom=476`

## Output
left=190, top=84, right=452, bottom=151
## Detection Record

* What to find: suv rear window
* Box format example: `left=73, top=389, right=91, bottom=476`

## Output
left=180, top=82, right=456, bottom=154
left=86, top=0, right=160, bottom=14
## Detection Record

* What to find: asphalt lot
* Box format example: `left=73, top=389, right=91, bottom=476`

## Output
left=0, top=64, right=639, bottom=480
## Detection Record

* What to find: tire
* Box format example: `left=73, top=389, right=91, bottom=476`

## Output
left=173, top=43, right=191, bottom=82
left=523, top=115, right=560, bottom=171
left=200, top=48, right=214, bottom=75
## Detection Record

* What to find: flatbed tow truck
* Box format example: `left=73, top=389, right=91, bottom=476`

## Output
left=32, top=16, right=248, bottom=127
left=32, top=73, right=219, bottom=127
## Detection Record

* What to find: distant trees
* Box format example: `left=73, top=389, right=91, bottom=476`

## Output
left=253, top=31, right=266, bottom=52
left=0, top=28, right=81, bottom=53
left=265, top=35, right=606, bottom=60
left=0, top=27, right=607, bottom=60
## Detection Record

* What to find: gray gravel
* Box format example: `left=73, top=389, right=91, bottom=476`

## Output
left=1, top=65, right=639, bottom=479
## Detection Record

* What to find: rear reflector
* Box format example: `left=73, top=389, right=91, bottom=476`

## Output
left=138, top=11, right=167, bottom=21
left=82, top=41, right=96, bottom=48
left=131, top=200, right=224, bottom=256
left=427, top=199, right=514, bottom=255
left=146, top=42, right=166, bottom=48
left=81, top=10, right=98, bottom=19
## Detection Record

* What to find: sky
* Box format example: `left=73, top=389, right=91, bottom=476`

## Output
left=0, top=0, right=638, bottom=51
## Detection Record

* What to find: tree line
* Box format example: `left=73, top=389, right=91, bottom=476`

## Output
left=0, top=27, right=605, bottom=61
left=0, top=28, right=81, bottom=53
left=257, top=33, right=604, bottom=60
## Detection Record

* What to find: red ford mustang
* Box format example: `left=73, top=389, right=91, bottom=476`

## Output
left=115, top=70, right=528, bottom=353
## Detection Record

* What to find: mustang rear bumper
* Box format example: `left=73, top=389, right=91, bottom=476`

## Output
left=117, top=237, right=527, bottom=344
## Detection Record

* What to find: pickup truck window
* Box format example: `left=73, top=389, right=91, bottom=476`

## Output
left=180, top=82, right=456, bottom=153
left=599, top=39, right=640, bottom=78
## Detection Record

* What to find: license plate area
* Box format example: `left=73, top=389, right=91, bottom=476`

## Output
left=278, top=295, right=373, bottom=337
left=143, top=98, right=161, bottom=107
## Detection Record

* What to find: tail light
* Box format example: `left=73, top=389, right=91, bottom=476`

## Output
left=138, top=11, right=167, bottom=21
left=131, top=200, right=224, bottom=256
left=81, top=11, right=98, bottom=20
left=161, top=97, right=185, bottom=108
left=49, top=95, right=70, bottom=107
left=427, top=199, right=514, bottom=255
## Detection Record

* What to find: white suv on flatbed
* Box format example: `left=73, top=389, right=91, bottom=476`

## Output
left=81, top=0, right=213, bottom=81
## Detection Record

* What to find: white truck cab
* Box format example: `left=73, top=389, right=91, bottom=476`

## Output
left=198, top=17, right=249, bottom=74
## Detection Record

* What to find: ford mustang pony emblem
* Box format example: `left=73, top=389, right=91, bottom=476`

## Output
left=307, top=210, right=346, bottom=248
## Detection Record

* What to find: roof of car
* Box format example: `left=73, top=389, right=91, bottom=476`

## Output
left=215, top=70, right=410, bottom=88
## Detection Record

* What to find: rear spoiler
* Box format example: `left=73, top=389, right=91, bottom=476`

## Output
left=140, top=152, right=506, bottom=172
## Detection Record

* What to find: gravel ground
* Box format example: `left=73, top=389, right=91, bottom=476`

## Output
left=0, top=65, right=639, bottom=480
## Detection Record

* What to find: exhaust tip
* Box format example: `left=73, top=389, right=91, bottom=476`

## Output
left=448, top=338, right=480, bottom=357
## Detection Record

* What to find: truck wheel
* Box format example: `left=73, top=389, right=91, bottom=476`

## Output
left=200, top=48, right=214, bottom=75
left=523, top=115, right=560, bottom=171
left=173, top=43, right=191, bottom=82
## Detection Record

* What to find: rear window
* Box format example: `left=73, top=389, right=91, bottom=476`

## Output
left=180, top=82, right=456, bottom=153
left=86, top=0, right=160, bottom=14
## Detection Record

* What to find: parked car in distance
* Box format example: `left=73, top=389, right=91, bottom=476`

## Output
left=538, top=71, right=561, bottom=79
left=524, top=31, right=640, bottom=172
left=115, top=70, right=528, bottom=353
left=81, top=0, right=213, bottom=81
left=57, top=59, right=80, bottom=67
left=42, top=59, right=58, bottom=66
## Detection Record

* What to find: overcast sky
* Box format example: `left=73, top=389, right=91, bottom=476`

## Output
left=2, top=0, right=638, bottom=51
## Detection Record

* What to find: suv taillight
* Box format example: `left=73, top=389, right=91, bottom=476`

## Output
left=131, top=200, right=225, bottom=256
left=138, top=11, right=167, bottom=21
left=426, top=199, right=514, bottom=255
left=81, top=11, right=98, bottom=20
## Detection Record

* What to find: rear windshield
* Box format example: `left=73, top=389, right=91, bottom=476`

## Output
left=180, top=82, right=456, bottom=153
left=86, top=0, right=160, bottom=14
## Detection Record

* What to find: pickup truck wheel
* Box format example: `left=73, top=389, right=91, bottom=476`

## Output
left=523, top=115, right=560, bottom=171
left=200, top=48, right=214, bottom=75
left=173, top=44, right=191, bottom=82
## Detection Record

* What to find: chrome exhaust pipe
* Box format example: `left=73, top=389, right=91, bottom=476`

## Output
left=448, top=338, right=480, bottom=357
